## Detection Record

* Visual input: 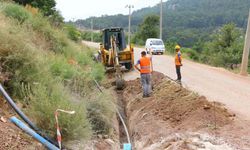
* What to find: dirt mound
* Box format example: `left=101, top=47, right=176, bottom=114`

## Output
left=121, top=72, right=236, bottom=149
left=125, top=72, right=232, bottom=128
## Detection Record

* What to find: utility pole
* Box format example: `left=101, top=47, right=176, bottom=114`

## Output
left=240, top=10, right=250, bottom=76
left=91, top=18, right=93, bottom=42
left=126, top=5, right=134, bottom=46
left=160, top=0, right=163, bottom=39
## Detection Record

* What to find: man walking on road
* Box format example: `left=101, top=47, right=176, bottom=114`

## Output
left=134, top=51, right=152, bottom=98
left=175, top=45, right=183, bottom=82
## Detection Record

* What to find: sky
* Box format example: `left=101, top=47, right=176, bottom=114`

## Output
left=55, top=0, right=165, bottom=21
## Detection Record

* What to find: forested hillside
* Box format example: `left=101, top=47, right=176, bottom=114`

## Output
left=75, top=0, right=250, bottom=47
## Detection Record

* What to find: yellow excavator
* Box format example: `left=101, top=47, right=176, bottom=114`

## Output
left=98, top=28, right=134, bottom=89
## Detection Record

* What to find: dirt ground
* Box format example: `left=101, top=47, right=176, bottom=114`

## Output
left=121, top=72, right=250, bottom=150
left=0, top=98, right=44, bottom=150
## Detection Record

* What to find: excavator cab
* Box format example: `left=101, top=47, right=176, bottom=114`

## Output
left=103, top=28, right=126, bottom=52
left=100, top=28, right=134, bottom=70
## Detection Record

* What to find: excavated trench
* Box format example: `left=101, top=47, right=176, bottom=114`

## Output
left=116, top=90, right=130, bottom=148
left=115, top=71, right=250, bottom=150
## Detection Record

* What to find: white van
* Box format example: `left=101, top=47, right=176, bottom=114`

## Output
left=145, top=38, right=165, bottom=55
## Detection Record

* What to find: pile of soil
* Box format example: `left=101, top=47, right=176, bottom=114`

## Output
left=121, top=72, right=243, bottom=150
left=0, top=98, right=44, bottom=150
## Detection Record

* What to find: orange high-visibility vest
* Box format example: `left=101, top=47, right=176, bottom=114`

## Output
left=140, top=57, right=151, bottom=74
left=175, top=52, right=182, bottom=66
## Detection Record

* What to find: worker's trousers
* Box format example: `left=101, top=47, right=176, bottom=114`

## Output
left=176, top=65, right=182, bottom=80
left=141, top=73, right=152, bottom=96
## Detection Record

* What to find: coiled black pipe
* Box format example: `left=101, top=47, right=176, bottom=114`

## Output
left=0, top=84, right=60, bottom=148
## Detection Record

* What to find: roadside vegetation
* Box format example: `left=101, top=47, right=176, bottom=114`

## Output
left=0, top=1, right=115, bottom=141
left=81, top=30, right=102, bottom=43
left=75, top=0, right=250, bottom=73
left=165, top=23, right=246, bottom=71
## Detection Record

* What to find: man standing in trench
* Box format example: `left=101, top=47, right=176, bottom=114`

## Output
left=134, top=51, right=153, bottom=98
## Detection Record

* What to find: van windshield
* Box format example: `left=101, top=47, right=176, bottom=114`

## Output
left=151, top=40, right=163, bottom=45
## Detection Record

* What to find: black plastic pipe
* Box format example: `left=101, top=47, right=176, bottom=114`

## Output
left=0, top=84, right=38, bottom=130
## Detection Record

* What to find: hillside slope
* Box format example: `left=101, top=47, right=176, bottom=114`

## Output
left=0, top=2, right=115, bottom=147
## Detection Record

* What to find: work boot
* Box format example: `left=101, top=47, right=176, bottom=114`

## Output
left=143, top=94, right=151, bottom=98
left=176, top=80, right=182, bottom=86
left=175, top=79, right=181, bottom=82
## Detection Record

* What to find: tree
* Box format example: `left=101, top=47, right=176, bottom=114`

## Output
left=214, top=23, right=240, bottom=48
left=202, top=23, right=244, bottom=67
left=13, top=0, right=56, bottom=16
left=136, top=15, right=160, bottom=42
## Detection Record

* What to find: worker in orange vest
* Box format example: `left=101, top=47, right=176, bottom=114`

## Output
left=134, top=51, right=152, bottom=98
left=175, top=45, right=182, bottom=82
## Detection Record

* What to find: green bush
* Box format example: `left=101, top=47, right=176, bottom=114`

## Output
left=86, top=91, right=115, bottom=134
left=49, top=56, right=79, bottom=80
left=131, top=34, right=144, bottom=46
left=64, top=24, right=81, bottom=42
left=90, top=63, right=105, bottom=81
left=182, top=48, right=199, bottom=61
left=81, top=31, right=91, bottom=41
left=1, top=3, right=31, bottom=24
left=27, top=14, right=68, bottom=53
left=81, top=30, right=102, bottom=42
left=165, top=40, right=178, bottom=54
left=29, top=82, right=91, bottom=140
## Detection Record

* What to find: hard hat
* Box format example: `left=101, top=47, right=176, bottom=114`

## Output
left=175, top=45, right=181, bottom=49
